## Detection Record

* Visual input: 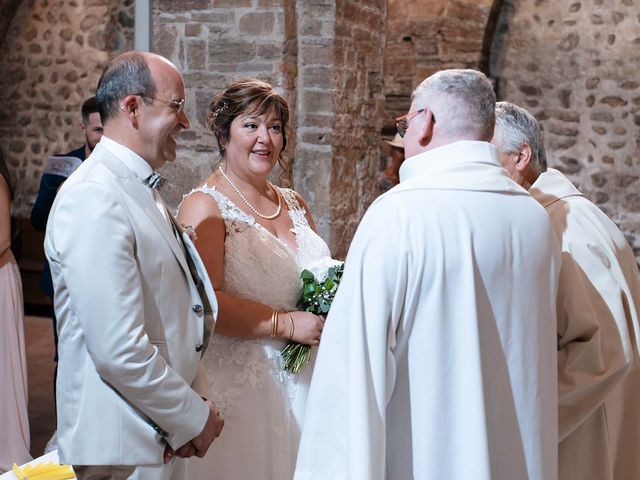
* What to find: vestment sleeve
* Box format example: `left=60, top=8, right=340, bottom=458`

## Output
left=557, top=239, right=637, bottom=440
left=294, top=197, right=409, bottom=480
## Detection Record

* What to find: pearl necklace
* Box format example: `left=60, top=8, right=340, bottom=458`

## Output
left=218, top=165, right=282, bottom=220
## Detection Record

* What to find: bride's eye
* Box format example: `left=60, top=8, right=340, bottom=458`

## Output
left=244, top=122, right=258, bottom=130
left=270, top=124, right=282, bottom=133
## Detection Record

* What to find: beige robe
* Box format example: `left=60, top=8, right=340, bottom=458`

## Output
left=530, top=169, right=640, bottom=480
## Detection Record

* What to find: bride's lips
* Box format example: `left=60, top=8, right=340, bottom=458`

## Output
left=251, top=149, right=271, bottom=157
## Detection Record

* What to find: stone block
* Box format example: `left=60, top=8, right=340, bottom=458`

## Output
left=600, top=96, right=628, bottom=107
left=237, top=62, right=274, bottom=72
left=154, top=24, right=179, bottom=59
left=208, top=39, right=256, bottom=64
left=185, top=23, right=202, bottom=37
left=302, top=66, right=332, bottom=87
left=185, top=40, right=207, bottom=71
left=257, top=43, right=283, bottom=60
left=213, top=0, right=251, bottom=6
left=155, top=0, right=212, bottom=12
left=239, top=12, right=275, bottom=35
left=300, top=44, right=333, bottom=65
left=302, top=89, right=332, bottom=113
left=590, top=111, right=615, bottom=122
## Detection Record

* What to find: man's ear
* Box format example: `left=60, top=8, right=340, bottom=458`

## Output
left=515, top=143, right=533, bottom=172
left=120, top=95, right=140, bottom=126
left=121, top=95, right=140, bottom=116
left=418, top=108, right=435, bottom=147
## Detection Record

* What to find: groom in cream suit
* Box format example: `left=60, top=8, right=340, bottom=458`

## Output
left=44, top=51, right=223, bottom=479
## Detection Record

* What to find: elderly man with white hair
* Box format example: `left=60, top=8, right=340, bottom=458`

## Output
left=294, top=70, right=561, bottom=480
left=493, top=101, right=640, bottom=480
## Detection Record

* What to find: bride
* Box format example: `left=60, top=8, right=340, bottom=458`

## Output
left=178, top=79, right=331, bottom=479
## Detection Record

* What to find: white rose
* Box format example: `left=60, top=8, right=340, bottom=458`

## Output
left=304, top=257, right=343, bottom=282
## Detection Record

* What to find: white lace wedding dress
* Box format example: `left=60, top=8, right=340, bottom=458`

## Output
left=182, top=185, right=331, bottom=480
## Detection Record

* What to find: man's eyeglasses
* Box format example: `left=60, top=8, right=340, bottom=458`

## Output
left=136, top=94, right=186, bottom=114
left=395, top=108, right=430, bottom=138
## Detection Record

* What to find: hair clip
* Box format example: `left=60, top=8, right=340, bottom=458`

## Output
left=213, top=101, right=228, bottom=119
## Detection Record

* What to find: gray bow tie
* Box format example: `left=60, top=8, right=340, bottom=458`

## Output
left=144, top=172, right=167, bottom=190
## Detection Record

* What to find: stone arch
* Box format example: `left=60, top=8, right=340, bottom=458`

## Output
left=383, top=0, right=502, bottom=135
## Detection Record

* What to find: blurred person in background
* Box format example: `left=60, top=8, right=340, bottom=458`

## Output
left=0, top=147, right=31, bottom=473
left=376, top=132, right=405, bottom=193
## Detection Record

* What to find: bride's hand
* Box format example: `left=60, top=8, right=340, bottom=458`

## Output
left=282, top=311, right=324, bottom=346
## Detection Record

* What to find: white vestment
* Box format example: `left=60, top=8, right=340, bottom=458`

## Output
left=294, top=141, right=561, bottom=480
left=530, top=169, right=640, bottom=480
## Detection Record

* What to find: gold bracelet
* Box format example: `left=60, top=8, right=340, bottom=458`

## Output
left=271, top=310, right=279, bottom=338
left=287, top=313, right=295, bottom=340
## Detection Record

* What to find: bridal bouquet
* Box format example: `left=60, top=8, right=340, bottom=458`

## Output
left=281, top=257, right=344, bottom=374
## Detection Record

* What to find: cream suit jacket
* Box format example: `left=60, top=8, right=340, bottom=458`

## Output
left=44, top=142, right=217, bottom=466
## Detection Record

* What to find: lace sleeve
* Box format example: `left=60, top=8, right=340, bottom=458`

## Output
left=179, top=184, right=256, bottom=235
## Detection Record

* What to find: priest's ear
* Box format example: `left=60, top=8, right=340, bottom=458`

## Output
left=417, top=108, right=436, bottom=147
left=514, top=143, right=533, bottom=172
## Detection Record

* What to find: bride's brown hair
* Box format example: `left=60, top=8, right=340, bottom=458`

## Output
left=207, top=79, right=291, bottom=186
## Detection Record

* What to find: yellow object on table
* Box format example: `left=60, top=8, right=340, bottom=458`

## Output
left=11, top=462, right=75, bottom=480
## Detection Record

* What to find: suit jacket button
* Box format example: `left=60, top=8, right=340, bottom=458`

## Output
left=192, top=304, right=203, bottom=313
left=195, top=344, right=204, bottom=352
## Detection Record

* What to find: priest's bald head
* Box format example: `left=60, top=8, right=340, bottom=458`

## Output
left=400, top=69, right=496, bottom=159
left=492, top=101, right=547, bottom=190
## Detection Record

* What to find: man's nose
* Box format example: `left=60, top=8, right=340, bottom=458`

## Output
left=179, top=109, right=190, bottom=130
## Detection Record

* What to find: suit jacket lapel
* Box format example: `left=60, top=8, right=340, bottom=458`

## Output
left=98, top=151, right=191, bottom=278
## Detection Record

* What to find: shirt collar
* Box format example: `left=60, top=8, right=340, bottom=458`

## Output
left=399, top=141, right=502, bottom=182
left=99, top=136, right=153, bottom=181
left=388, top=140, right=527, bottom=196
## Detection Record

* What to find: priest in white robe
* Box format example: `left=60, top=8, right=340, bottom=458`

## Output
left=493, top=101, right=640, bottom=480
left=295, top=70, right=561, bottom=480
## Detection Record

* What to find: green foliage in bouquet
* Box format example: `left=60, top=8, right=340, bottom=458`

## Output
left=281, top=263, right=344, bottom=374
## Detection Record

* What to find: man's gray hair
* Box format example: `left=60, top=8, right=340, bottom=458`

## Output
left=412, top=69, right=496, bottom=141
left=96, top=51, right=156, bottom=124
left=494, top=101, right=547, bottom=174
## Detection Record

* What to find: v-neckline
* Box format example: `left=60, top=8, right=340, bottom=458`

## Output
left=210, top=185, right=300, bottom=260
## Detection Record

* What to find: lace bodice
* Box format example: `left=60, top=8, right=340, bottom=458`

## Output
left=183, top=184, right=330, bottom=311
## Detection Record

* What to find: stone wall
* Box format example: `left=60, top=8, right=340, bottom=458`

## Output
left=7, top=0, right=638, bottom=260
left=152, top=0, right=298, bottom=215
left=0, top=0, right=134, bottom=218
left=153, top=0, right=386, bottom=258
left=330, top=0, right=386, bottom=257
left=384, top=0, right=497, bottom=134
left=293, top=0, right=335, bottom=245
left=490, top=0, right=640, bottom=258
